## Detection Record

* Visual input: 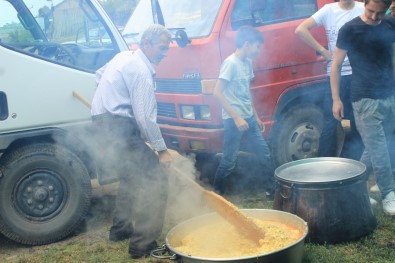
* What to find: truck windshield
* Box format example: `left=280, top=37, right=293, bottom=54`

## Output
left=122, top=0, right=223, bottom=44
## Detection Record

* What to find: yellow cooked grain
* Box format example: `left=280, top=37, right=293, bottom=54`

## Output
left=173, top=218, right=301, bottom=258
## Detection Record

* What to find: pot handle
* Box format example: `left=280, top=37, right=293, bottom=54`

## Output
left=279, top=183, right=294, bottom=200
left=150, top=244, right=177, bottom=260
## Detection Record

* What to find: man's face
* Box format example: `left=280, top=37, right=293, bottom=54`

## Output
left=390, top=1, right=395, bottom=16
left=363, top=0, right=389, bottom=25
left=145, top=34, right=170, bottom=65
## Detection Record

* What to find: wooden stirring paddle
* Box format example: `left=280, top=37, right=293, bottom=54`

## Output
left=171, top=166, right=265, bottom=245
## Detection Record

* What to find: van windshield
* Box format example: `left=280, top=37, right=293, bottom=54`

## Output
left=0, top=0, right=118, bottom=71
left=122, top=0, right=223, bottom=44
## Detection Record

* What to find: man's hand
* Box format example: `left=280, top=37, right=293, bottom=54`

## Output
left=320, top=49, right=331, bottom=62
left=234, top=117, right=249, bottom=131
left=332, top=99, right=344, bottom=121
left=158, top=150, right=172, bottom=168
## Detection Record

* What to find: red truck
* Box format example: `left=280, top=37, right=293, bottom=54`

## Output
left=123, top=0, right=345, bottom=166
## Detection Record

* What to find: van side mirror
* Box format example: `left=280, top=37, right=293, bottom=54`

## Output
left=174, top=29, right=190, bottom=48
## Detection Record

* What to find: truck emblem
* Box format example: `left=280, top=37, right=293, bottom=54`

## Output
left=183, top=72, right=201, bottom=79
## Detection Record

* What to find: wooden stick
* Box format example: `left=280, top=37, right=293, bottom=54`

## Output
left=72, top=90, right=92, bottom=109
left=171, top=166, right=265, bottom=245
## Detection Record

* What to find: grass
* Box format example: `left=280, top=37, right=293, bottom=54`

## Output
left=2, top=181, right=395, bottom=263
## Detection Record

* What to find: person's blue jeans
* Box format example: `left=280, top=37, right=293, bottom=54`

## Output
left=213, top=116, right=274, bottom=194
left=353, top=96, right=395, bottom=198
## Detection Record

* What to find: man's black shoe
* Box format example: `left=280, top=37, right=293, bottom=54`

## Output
left=129, top=241, right=158, bottom=259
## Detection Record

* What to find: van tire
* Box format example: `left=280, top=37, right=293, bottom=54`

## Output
left=0, top=143, right=91, bottom=245
left=272, top=105, right=324, bottom=166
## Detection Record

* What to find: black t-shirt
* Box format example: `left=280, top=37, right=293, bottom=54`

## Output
left=337, top=16, right=395, bottom=102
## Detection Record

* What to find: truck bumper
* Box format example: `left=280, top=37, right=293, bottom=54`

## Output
left=159, top=124, right=223, bottom=154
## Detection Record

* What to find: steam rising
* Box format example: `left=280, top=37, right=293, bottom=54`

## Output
left=165, top=154, right=212, bottom=225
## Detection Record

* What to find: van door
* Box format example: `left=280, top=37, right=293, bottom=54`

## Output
left=0, top=0, right=125, bottom=132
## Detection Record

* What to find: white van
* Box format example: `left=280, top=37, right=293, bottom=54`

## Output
left=0, top=0, right=128, bottom=245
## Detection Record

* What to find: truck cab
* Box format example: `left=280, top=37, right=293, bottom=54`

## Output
left=123, top=0, right=344, bottom=166
left=0, top=0, right=128, bottom=245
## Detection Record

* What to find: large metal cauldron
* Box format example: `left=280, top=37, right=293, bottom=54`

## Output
left=152, top=209, right=308, bottom=263
left=273, top=157, right=377, bottom=244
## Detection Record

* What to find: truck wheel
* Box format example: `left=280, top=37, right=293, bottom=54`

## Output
left=272, top=105, right=344, bottom=166
left=0, top=143, right=91, bottom=245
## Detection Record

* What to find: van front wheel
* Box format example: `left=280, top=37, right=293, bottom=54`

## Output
left=0, top=143, right=91, bottom=245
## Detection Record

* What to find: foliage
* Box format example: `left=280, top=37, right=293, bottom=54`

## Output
left=0, top=22, right=33, bottom=43
left=7, top=28, right=33, bottom=43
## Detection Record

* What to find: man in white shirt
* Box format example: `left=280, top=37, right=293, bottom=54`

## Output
left=91, top=24, right=172, bottom=259
left=295, top=0, right=364, bottom=159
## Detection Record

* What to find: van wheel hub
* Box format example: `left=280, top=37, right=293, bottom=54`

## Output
left=15, top=172, right=65, bottom=220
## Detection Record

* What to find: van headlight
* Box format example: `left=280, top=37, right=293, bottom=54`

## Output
left=180, top=105, right=211, bottom=120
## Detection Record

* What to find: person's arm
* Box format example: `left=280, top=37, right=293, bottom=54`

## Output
left=214, top=78, right=249, bottom=131
left=295, top=17, right=331, bottom=61
left=330, top=47, right=347, bottom=121
left=131, top=77, right=172, bottom=167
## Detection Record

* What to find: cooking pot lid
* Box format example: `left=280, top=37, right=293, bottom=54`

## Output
left=275, top=157, right=366, bottom=184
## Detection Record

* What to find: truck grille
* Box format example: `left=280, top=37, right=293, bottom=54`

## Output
left=155, top=79, right=202, bottom=94
left=157, top=102, right=177, bottom=118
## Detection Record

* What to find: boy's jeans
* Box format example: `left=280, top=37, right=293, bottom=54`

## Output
left=213, top=116, right=274, bottom=194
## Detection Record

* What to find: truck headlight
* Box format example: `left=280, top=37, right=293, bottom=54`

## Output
left=181, top=105, right=195, bottom=120
left=200, top=105, right=211, bottom=120
left=180, top=105, right=211, bottom=120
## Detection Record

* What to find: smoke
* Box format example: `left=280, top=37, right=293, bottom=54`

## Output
left=165, top=154, right=212, bottom=226
left=54, top=121, right=214, bottom=237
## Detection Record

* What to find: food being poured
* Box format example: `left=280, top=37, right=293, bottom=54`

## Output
left=174, top=217, right=302, bottom=258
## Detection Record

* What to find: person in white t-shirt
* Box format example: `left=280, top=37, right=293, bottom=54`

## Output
left=295, top=0, right=364, bottom=160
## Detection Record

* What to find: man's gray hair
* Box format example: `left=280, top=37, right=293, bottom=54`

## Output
left=140, top=24, right=172, bottom=46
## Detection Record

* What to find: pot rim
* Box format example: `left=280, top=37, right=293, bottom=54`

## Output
left=165, top=209, right=308, bottom=261
left=275, top=157, right=366, bottom=185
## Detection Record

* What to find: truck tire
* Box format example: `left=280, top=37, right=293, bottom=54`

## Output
left=0, top=143, right=91, bottom=245
left=272, top=105, right=344, bottom=166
